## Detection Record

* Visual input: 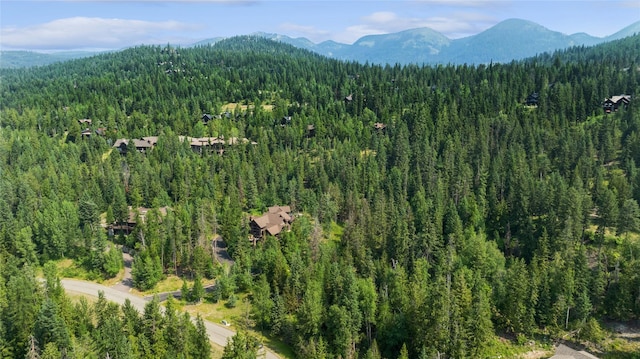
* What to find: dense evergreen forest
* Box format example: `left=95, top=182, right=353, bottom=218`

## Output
left=1, top=34, right=640, bottom=358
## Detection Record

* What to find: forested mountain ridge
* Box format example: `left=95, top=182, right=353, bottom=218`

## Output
left=1, top=35, right=640, bottom=358
left=3, top=18, right=639, bottom=69
left=0, top=50, right=104, bottom=69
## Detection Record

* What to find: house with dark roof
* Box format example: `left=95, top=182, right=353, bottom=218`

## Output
left=113, top=139, right=129, bottom=154
left=249, top=205, right=293, bottom=243
left=278, top=116, right=292, bottom=126
left=307, top=124, right=316, bottom=138
left=112, top=136, right=159, bottom=154
left=525, top=92, right=539, bottom=106
left=603, top=94, right=631, bottom=113
left=201, top=114, right=214, bottom=124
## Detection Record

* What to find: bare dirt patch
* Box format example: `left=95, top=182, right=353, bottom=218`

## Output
left=607, top=321, right=640, bottom=342
left=518, top=349, right=552, bottom=359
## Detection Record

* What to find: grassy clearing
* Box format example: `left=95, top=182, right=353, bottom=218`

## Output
left=178, top=294, right=250, bottom=330
left=221, top=102, right=274, bottom=113
left=178, top=295, right=295, bottom=359
left=54, top=258, right=96, bottom=281
left=66, top=291, right=99, bottom=305
left=210, top=343, right=224, bottom=359
left=101, top=269, right=125, bottom=286
left=51, top=256, right=126, bottom=286
left=600, top=337, right=640, bottom=359
left=131, top=275, right=184, bottom=295
left=484, top=335, right=554, bottom=359
left=584, top=224, right=640, bottom=246
left=132, top=274, right=216, bottom=296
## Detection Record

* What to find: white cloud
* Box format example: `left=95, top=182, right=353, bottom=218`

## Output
left=1, top=17, right=198, bottom=50
left=335, top=10, right=496, bottom=43
left=279, top=22, right=330, bottom=41
left=412, top=0, right=498, bottom=6
left=363, top=11, right=401, bottom=24
left=621, top=0, right=640, bottom=7
left=423, top=12, right=496, bottom=37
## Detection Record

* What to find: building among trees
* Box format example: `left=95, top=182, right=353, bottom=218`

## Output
left=603, top=94, right=631, bottom=113
left=249, top=205, right=293, bottom=243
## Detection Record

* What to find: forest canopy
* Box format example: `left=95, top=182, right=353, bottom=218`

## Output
left=1, top=35, right=640, bottom=358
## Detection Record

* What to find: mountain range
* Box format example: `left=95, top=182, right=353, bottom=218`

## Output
left=243, top=18, right=640, bottom=65
left=2, top=18, right=639, bottom=68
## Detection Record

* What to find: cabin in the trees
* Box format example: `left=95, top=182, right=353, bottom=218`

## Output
left=109, top=206, right=170, bottom=235
left=374, top=122, right=387, bottom=132
left=279, top=116, right=292, bottom=126
left=201, top=114, right=214, bottom=124
left=227, top=136, right=256, bottom=146
left=307, top=124, right=316, bottom=138
left=114, top=135, right=255, bottom=155
left=525, top=92, right=539, bottom=106
left=345, top=94, right=353, bottom=103
left=132, top=137, right=158, bottom=153
left=78, top=118, right=92, bottom=125
left=249, top=205, right=293, bottom=243
left=603, top=95, right=631, bottom=113
left=112, top=136, right=159, bottom=154
left=189, top=136, right=225, bottom=154
left=112, top=139, right=130, bottom=154
left=189, top=136, right=255, bottom=154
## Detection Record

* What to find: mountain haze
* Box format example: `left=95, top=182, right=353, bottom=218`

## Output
left=246, top=18, right=640, bottom=65
left=1, top=18, right=638, bottom=68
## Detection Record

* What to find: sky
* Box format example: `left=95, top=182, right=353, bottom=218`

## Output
left=1, top=0, right=639, bottom=51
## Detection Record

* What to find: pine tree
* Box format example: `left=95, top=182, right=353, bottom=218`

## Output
left=39, top=342, right=60, bottom=359
left=33, top=298, right=71, bottom=353
left=251, top=274, right=274, bottom=330
left=190, top=314, right=211, bottom=359
left=79, top=190, right=100, bottom=232
left=221, top=330, right=258, bottom=359
left=181, top=279, right=190, bottom=302
left=191, top=274, right=205, bottom=303
left=617, top=199, right=640, bottom=237
left=6, top=267, right=42, bottom=358
left=398, top=343, right=409, bottom=359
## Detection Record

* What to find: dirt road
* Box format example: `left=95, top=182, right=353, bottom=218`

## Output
left=60, top=279, right=279, bottom=359
left=112, top=251, right=134, bottom=293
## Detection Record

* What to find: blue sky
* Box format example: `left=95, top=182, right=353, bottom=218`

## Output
left=1, top=0, right=639, bottom=51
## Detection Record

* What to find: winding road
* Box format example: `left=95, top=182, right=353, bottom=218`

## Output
left=60, top=279, right=279, bottom=359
